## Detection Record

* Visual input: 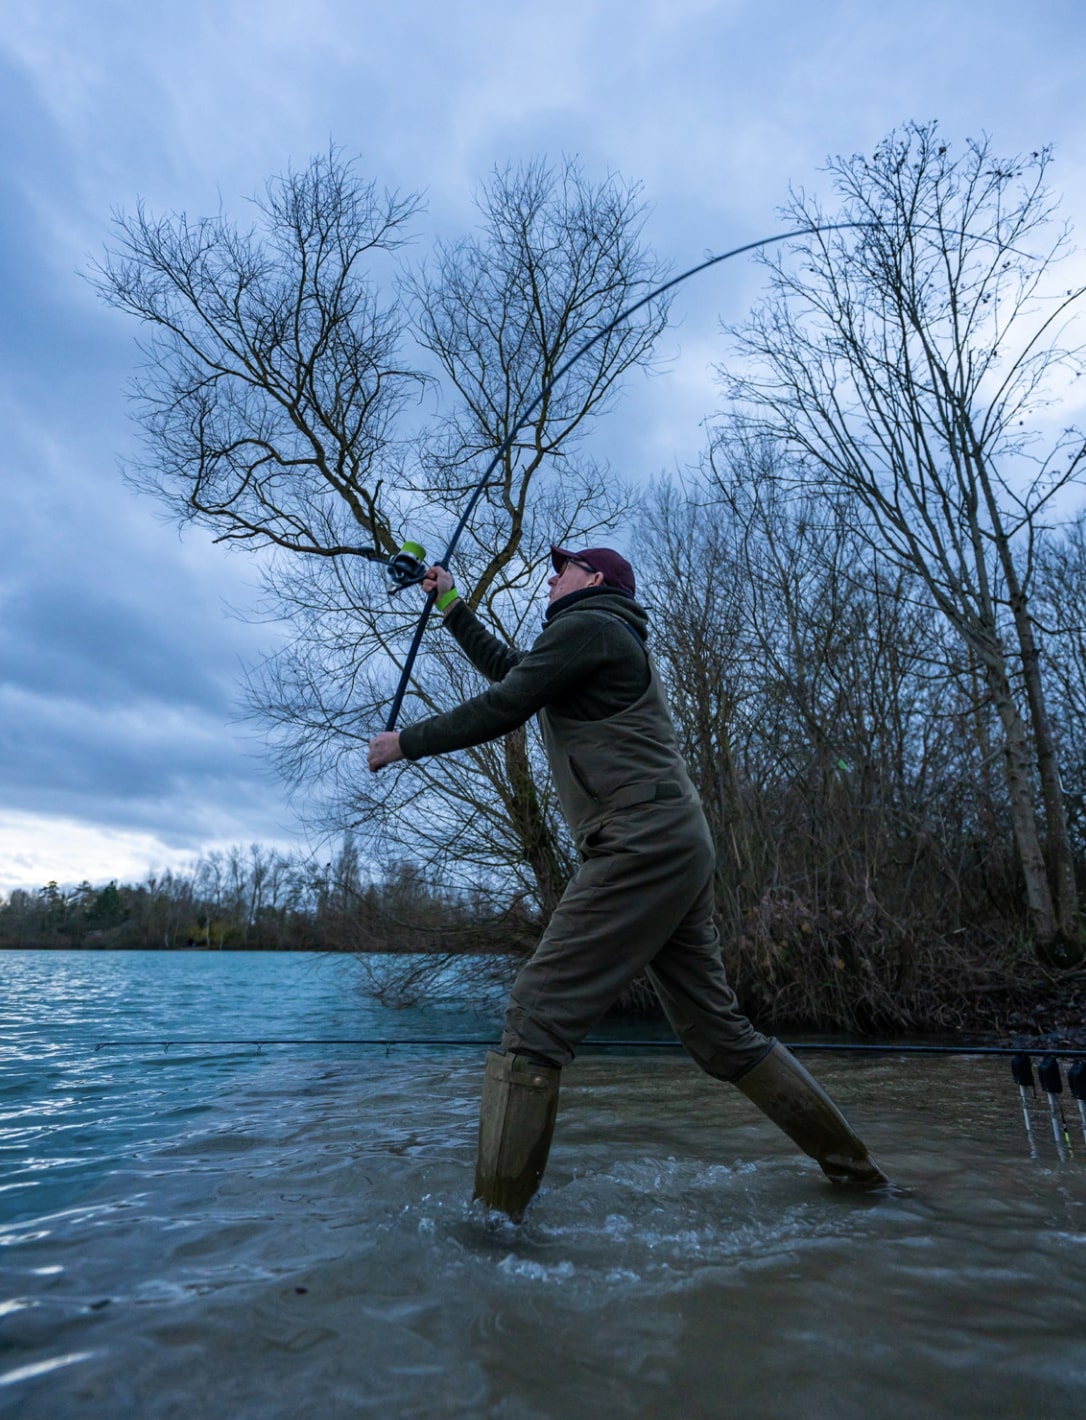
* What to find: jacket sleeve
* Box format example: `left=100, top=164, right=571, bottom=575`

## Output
left=441, top=599, right=523, bottom=682
left=399, top=612, right=612, bottom=761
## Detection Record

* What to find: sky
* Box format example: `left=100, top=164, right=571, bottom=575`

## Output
left=1, top=0, right=1084, bottom=895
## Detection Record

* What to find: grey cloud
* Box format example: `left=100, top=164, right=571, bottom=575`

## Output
left=0, top=576, right=237, bottom=713
left=0, top=683, right=286, bottom=849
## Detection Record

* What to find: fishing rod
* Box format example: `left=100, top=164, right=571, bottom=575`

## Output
left=92, top=1036, right=1086, bottom=1162
left=1035, top=1054, right=1073, bottom=1159
left=376, top=221, right=862, bottom=731
left=1070, top=1060, right=1086, bottom=1144
left=93, top=1037, right=1086, bottom=1057
left=369, top=217, right=1035, bottom=731
left=1011, top=1053, right=1039, bottom=1157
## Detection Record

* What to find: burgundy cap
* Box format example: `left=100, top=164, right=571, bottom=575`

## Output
left=551, top=545, right=636, bottom=597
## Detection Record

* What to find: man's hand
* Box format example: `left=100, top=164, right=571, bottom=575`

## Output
left=421, top=564, right=454, bottom=599
left=368, top=731, right=404, bottom=773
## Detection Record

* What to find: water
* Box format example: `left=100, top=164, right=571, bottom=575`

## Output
left=2, top=950, right=1086, bottom=1419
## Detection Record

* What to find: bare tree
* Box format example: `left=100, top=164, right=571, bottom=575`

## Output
left=724, top=122, right=1086, bottom=961
left=94, top=148, right=425, bottom=562
left=95, top=153, right=668, bottom=925
left=408, top=159, right=665, bottom=602
left=269, top=159, right=668, bottom=921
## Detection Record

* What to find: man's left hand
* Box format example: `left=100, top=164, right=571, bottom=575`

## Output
left=368, top=732, right=404, bottom=773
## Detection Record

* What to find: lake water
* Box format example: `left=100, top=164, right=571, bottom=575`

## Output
left=2, top=950, right=1085, bottom=1419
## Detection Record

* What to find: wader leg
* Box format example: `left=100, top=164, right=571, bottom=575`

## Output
left=734, top=1043, right=889, bottom=1189
left=474, top=1050, right=561, bottom=1222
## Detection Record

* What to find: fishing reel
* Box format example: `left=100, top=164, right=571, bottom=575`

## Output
left=386, top=541, right=428, bottom=596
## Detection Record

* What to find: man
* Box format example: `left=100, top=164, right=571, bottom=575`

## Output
left=368, top=546, right=887, bottom=1220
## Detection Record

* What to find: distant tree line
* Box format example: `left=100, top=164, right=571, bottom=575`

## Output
left=87, top=123, right=1086, bottom=1036
left=0, top=843, right=535, bottom=957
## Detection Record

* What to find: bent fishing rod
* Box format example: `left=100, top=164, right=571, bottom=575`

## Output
left=367, top=217, right=1031, bottom=732
left=375, top=222, right=855, bottom=731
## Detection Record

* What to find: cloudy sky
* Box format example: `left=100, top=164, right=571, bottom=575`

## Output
left=1, top=0, right=1083, bottom=894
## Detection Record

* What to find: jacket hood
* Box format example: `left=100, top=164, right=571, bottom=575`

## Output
left=545, top=585, right=650, bottom=640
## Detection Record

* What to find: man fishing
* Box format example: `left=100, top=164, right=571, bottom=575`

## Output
left=368, top=546, right=888, bottom=1219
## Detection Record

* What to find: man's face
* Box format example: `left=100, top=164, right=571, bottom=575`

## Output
left=547, top=556, right=602, bottom=604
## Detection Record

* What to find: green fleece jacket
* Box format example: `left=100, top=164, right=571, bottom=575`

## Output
left=398, top=587, right=651, bottom=761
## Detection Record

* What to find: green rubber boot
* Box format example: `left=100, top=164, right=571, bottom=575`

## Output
left=734, top=1043, right=889, bottom=1189
left=474, top=1050, right=561, bottom=1221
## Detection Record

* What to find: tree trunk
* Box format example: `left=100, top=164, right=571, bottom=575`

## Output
left=501, top=725, right=570, bottom=919
left=981, top=653, right=1058, bottom=945
left=973, top=441, right=1081, bottom=952
left=1006, top=581, right=1080, bottom=950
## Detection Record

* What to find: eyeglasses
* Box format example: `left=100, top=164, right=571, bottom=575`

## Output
left=561, top=557, right=595, bottom=575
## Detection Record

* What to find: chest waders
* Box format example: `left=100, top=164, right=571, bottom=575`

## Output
left=473, top=633, right=888, bottom=1221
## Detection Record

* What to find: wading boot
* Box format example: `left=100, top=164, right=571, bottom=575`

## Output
left=734, top=1043, right=889, bottom=1189
left=474, top=1050, right=561, bottom=1222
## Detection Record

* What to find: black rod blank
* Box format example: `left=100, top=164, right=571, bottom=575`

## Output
left=92, top=1037, right=1086, bottom=1057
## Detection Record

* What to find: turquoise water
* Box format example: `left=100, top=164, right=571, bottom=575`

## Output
left=3, top=950, right=1086, bottom=1419
left=1, top=950, right=497, bottom=1227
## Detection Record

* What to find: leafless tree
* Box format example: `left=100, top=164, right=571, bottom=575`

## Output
left=95, top=153, right=669, bottom=927
left=723, top=122, right=1086, bottom=961
left=94, top=148, right=424, bottom=562
left=288, top=161, right=666, bottom=921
